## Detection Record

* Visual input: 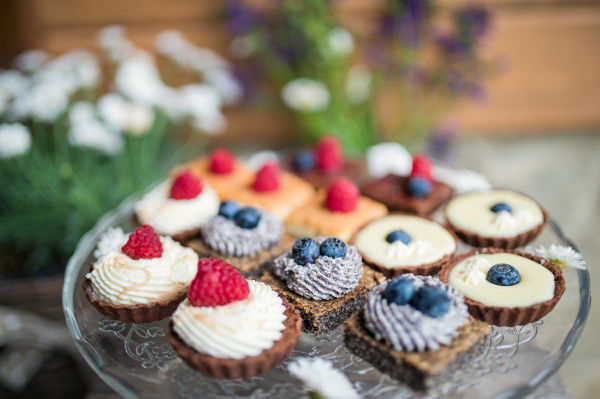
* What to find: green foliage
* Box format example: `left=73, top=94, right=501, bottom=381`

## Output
left=0, top=112, right=186, bottom=273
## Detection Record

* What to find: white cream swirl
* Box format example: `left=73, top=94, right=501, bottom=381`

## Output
left=385, top=239, right=435, bottom=259
left=456, top=256, right=491, bottom=285
left=492, top=209, right=536, bottom=231
left=172, top=280, right=287, bottom=359
left=134, top=179, right=220, bottom=236
left=86, top=237, right=198, bottom=306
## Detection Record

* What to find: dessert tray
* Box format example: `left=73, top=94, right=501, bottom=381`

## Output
left=63, top=175, right=591, bottom=399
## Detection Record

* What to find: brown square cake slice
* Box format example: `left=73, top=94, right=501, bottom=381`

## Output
left=361, top=174, right=453, bottom=216
left=259, top=266, right=386, bottom=335
left=186, top=233, right=297, bottom=278
left=344, top=311, right=490, bottom=392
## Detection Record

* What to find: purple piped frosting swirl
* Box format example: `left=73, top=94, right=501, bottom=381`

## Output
left=364, top=274, right=469, bottom=352
left=273, top=237, right=363, bottom=300
left=201, top=208, right=284, bottom=257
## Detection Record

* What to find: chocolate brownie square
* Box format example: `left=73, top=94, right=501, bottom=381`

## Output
left=361, top=174, right=453, bottom=216
left=259, top=266, right=385, bottom=335
left=186, top=233, right=296, bottom=278
left=344, top=311, right=490, bottom=392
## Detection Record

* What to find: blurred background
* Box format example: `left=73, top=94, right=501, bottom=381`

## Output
left=0, top=0, right=598, bottom=398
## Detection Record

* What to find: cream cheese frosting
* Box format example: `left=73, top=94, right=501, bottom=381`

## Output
left=134, top=179, right=220, bottom=236
left=354, top=215, right=456, bottom=268
left=86, top=237, right=198, bottom=306
left=364, top=275, right=470, bottom=352
left=446, top=190, right=544, bottom=238
left=172, top=280, right=286, bottom=360
left=448, top=253, right=555, bottom=308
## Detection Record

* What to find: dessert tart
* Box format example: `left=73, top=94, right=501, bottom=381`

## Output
left=439, top=248, right=566, bottom=327
left=284, top=136, right=365, bottom=189
left=184, top=148, right=254, bottom=200
left=227, top=162, right=316, bottom=220
left=83, top=225, right=198, bottom=323
left=361, top=154, right=453, bottom=216
left=352, top=214, right=457, bottom=278
left=445, top=189, right=549, bottom=249
left=132, top=170, right=219, bottom=243
left=168, top=258, right=301, bottom=379
left=286, top=177, right=388, bottom=242
left=186, top=202, right=295, bottom=277
left=261, top=236, right=386, bottom=334
left=344, top=274, right=490, bottom=392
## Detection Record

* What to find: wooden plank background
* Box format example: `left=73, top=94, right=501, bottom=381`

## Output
left=2, top=0, right=600, bottom=141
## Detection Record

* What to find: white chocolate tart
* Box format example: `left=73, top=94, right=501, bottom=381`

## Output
left=445, top=190, right=548, bottom=249
left=440, top=248, right=566, bottom=327
left=352, top=213, right=457, bottom=278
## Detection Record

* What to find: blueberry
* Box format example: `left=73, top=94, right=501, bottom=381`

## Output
left=319, top=237, right=347, bottom=259
left=293, top=149, right=316, bottom=171
left=292, top=238, right=321, bottom=265
left=384, top=277, right=416, bottom=305
left=408, top=177, right=432, bottom=198
left=490, top=203, right=512, bottom=213
left=233, top=207, right=261, bottom=229
left=410, top=286, right=450, bottom=318
left=386, top=230, right=411, bottom=245
left=486, top=263, right=520, bottom=286
left=219, top=201, right=241, bottom=219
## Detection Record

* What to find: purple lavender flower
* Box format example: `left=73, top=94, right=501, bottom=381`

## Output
left=456, top=6, right=492, bottom=41
left=436, top=34, right=470, bottom=60
left=225, top=0, right=265, bottom=35
left=379, top=0, right=432, bottom=47
left=426, top=119, right=459, bottom=164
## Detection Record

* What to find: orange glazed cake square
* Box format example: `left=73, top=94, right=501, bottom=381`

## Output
left=182, top=149, right=254, bottom=200
left=286, top=190, right=388, bottom=242
left=232, top=169, right=316, bottom=220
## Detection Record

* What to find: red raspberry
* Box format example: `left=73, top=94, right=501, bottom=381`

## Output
left=326, top=177, right=359, bottom=212
left=210, top=148, right=234, bottom=174
left=252, top=162, right=280, bottom=192
left=411, top=153, right=433, bottom=181
left=316, top=135, right=344, bottom=173
left=170, top=170, right=203, bottom=200
left=122, top=225, right=163, bottom=260
left=188, top=258, right=250, bottom=307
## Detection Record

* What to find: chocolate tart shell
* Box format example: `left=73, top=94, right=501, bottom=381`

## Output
left=350, top=213, right=458, bottom=278
left=439, top=248, right=566, bottom=327
left=168, top=298, right=301, bottom=379
left=444, top=199, right=549, bottom=250
left=131, top=214, right=200, bottom=244
left=83, top=276, right=187, bottom=324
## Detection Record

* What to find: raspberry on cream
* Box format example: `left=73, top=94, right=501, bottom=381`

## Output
left=134, top=177, right=220, bottom=236
left=172, top=259, right=287, bottom=360
left=87, top=236, right=198, bottom=306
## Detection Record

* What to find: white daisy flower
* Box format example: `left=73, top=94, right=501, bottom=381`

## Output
left=94, top=227, right=129, bottom=259
left=327, top=28, right=355, bottom=56
left=534, top=244, right=586, bottom=270
left=0, top=123, right=32, bottom=158
left=288, top=357, right=359, bottom=399
left=281, top=78, right=330, bottom=113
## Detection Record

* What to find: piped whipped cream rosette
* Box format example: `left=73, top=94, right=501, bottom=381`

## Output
left=273, top=236, right=363, bottom=300
left=364, top=274, right=470, bottom=352
left=83, top=225, right=199, bottom=323
left=168, top=258, right=302, bottom=379
left=134, top=170, right=220, bottom=241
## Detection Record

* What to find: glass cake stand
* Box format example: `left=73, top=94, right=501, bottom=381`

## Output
left=63, top=183, right=591, bottom=399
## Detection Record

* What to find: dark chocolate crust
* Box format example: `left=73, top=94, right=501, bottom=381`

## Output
left=284, top=158, right=366, bottom=189
left=361, top=174, right=453, bottom=216
left=259, top=266, right=386, bottom=335
left=83, top=276, right=187, bottom=324
left=439, top=248, right=566, bottom=327
left=350, top=212, right=458, bottom=278
left=445, top=205, right=549, bottom=250
left=186, top=233, right=296, bottom=278
left=168, top=298, right=301, bottom=379
left=344, top=311, right=490, bottom=392
left=131, top=214, right=200, bottom=244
